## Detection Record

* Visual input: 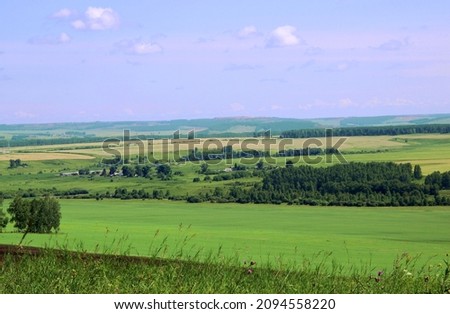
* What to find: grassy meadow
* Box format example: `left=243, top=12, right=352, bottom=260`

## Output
left=1, top=199, right=449, bottom=270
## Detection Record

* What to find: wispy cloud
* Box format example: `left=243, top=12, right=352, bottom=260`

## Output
left=286, top=60, right=315, bottom=72
left=115, top=38, right=162, bottom=55
left=196, top=37, right=215, bottom=44
left=237, top=26, right=258, bottom=38
left=339, top=98, right=354, bottom=108
left=52, top=8, right=75, bottom=18
left=319, top=61, right=357, bottom=72
left=72, top=7, right=120, bottom=30
left=28, top=32, right=71, bottom=45
left=304, top=47, right=323, bottom=56
left=267, top=25, right=301, bottom=47
left=375, top=38, right=410, bottom=51
left=223, top=64, right=262, bottom=71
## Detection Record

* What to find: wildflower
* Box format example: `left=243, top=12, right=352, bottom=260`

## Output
left=250, top=261, right=256, bottom=266
left=375, top=277, right=381, bottom=283
left=377, top=271, right=384, bottom=277
left=247, top=268, right=254, bottom=275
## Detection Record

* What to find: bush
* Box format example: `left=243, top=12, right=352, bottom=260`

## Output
left=187, top=196, right=203, bottom=203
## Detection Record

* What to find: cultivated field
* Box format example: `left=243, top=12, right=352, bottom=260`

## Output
left=0, top=152, right=94, bottom=161
left=1, top=199, right=449, bottom=269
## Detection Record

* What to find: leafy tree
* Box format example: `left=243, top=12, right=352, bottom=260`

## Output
left=8, top=159, right=26, bottom=169
left=413, top=165, right=423, bottom=180
left=425, top=171, right=442, bottom=187
left=442, top=172, right=450, bottom=189
left=7, top=196, right=30, bottom=231
left=156, top=164, right=172, bottom=180
left=7, top=196, right=61, bottom=233
left=142, top=165, right=152, bottom=178
left=0, top=197, right=9, bottom=232
left=122, top=165, right=135, bottom=177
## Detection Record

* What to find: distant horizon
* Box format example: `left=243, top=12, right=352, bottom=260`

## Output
left=1, top=112, right=450, bottom=127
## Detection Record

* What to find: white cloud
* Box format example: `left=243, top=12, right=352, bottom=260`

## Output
left=86, top=7, right=119, bottom=30
left=267, top=25, right=300, bottom=47
left=115, top=39, right=162, bottom=55
left=52, top=8, right=74, bottom=18
left=72, top=7, right=120, bottom=30
left=238, top=26, right=258, bottom=38
left=133, top=41, right=162, bottom=54
left=71, top=20, right=86, bottom=30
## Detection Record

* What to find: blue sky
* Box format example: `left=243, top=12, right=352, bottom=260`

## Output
left=1, top=1, right=449, bottom=124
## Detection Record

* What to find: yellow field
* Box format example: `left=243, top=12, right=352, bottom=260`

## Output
left=0, top=152, right=94, bottom=161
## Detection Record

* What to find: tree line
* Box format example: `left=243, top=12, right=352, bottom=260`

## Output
left=183, top=162, right=450, bottom=206
left=280, top=124, right=450, bottom=138
left=2, top=162, right=450, bottom=207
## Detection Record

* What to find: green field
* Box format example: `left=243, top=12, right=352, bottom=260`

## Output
left=1, top=132, right=450, bottom=272
left=1, top=199, right=449, bottom=270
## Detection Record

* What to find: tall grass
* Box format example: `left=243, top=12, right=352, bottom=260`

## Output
left=1, top=234, right=449, bottom=294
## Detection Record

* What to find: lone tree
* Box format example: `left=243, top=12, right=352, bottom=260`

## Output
left=0, top=198, right=9, bottom=232
left=7, top=196, right=61, bottom=234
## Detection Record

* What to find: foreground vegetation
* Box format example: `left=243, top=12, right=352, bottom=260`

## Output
left=1, top=246, right=449, bottom=294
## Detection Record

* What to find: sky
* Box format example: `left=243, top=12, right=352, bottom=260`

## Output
left=1, top=0, right=450, bottom=124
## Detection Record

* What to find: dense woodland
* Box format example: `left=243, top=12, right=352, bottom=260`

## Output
left=280, top=124, right=450, bottom=138
left=237, top=163, right=450, bottom=206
